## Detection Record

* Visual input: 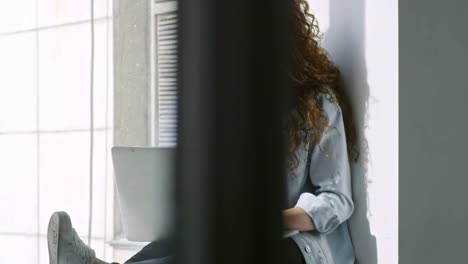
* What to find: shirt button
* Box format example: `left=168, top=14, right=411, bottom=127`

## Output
left=305, top=245, right=311, bottom=253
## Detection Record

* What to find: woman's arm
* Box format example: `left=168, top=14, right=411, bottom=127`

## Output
left=282, top=207, right=316, bottom=231
left=292, top=95, right=355, bottom=234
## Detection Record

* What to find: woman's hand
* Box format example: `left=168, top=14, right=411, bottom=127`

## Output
left=282, top=207, right=316, bottom=232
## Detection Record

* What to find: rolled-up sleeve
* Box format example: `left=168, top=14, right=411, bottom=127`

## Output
left=294, top=96, right=354, bottom=234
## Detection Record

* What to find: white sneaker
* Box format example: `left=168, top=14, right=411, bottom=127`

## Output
left=47, top=211, right=96, bottom=264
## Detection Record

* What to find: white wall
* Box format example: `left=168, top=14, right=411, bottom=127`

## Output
left=307, top=0, right=398, bottom=263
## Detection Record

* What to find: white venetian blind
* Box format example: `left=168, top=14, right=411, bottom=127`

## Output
left=155, top=5, right=178, bottom=146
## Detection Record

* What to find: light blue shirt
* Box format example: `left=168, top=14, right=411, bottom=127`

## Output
left=287, top=91, right=355, bottom=264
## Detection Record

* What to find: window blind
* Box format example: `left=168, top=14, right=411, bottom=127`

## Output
left=156, top=12, right=178, bottom=146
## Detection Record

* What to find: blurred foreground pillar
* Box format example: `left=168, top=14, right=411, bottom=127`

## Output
left=176, top=0, right=290, bottom=264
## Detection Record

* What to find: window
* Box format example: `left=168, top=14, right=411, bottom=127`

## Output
left=0, top=1, right=114, bottom=263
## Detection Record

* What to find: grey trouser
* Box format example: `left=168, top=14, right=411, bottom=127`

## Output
left=124, top=240, right=173, bottom=264
left=121, top=238, right=304, bottom=264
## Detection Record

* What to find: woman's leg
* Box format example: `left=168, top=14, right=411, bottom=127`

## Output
left=119, top=238, right=302, bottom=264
left=48, top=211, right=173, bottom=264
left=124, top=238, right=300, bottom=264
left=91, top=240, right=173, bottom=264
left=124, top=239, right=174, bottom=264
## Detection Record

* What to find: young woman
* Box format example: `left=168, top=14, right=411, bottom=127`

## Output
left=47, top=1, right=358, bottom=263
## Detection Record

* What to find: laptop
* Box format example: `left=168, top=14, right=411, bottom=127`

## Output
left=112, top=146, right=298, bottom=242
left=111, top=146, right=176, bottom=242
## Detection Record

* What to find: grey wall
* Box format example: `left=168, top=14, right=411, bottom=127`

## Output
left=113, top=0, right=151, bottom=258
left=114, top=0, right=151, bottom=147
left=400, top=1, right=468, bottom=263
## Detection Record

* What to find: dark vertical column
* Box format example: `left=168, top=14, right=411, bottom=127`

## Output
left=400, top=0, right=468, bottom=263
left=176, top=0, right=289, bottom=264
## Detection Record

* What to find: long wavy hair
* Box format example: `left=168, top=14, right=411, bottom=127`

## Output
left=286, top=0, right=359, bottom=170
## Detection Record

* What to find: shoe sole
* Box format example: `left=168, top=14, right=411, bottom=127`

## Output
left=47, top=213, right=60, bottom=264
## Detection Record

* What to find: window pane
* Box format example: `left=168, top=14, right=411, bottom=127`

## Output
left=0, top=134, right=38, bottom=234
left=93, top=20, right=113, bottom=129
left=38, top=237, right=48, bottom=264
left=39, top=132, right=90, bottom=236
left=38, top=130, right=110, bottom=238
left=0, top=33, right=37, bottom=132
left=90, top=131, right=112, bottom=239
left=0, top=0, right=36, bottom=33
left=38, top=21, right=110, bottom=130
left=0, top=235, right=38, bottom=263
left=38, top=0, right=110, bottom=27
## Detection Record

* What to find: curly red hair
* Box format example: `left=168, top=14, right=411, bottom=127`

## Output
left=286, top=0, right=359, bottom=170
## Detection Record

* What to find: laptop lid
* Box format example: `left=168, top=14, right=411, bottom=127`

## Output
left=111, top=146, right=176, bottom=242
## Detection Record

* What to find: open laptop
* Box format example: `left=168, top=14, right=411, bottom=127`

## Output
left=111, top=146, right=176, bottom=242
left=112, top=146, right=298, bottom=242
